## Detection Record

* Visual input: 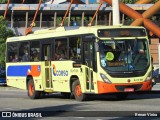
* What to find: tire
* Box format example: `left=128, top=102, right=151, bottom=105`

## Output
left=27, top=79, right=40, bottom=99
left=115, top=93, right=128, bottom=100
left=72, top=80, right=86, bottom=101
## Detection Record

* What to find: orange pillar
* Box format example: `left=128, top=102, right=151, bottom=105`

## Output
left=25, top=0, right=42, bottom=35
left=4, top=0, right=10, bottom=19
left=131, top=1, right=160, bottom=26
left=143, top=1, right=160, bottom=18
left=144, top=19, right=160, bottom=37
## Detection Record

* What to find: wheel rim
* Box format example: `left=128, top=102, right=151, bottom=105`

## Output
left=29, top=83, right=34, bottom=96
left=75, top=84, right=82, bottom=97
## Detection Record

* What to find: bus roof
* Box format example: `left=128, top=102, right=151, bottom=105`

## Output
left=6, top=25, right=145, bottom=42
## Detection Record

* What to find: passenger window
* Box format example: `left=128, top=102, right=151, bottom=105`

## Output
left=7, top=43, right=18, bottom=62
left=55, top=38, right=68, bottom=60
left=30, top=41, right=40, bottom=62
left=19, top=42, right=30, bottom=62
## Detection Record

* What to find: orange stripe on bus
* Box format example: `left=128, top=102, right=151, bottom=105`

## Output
left=97, top=80, right=152, bottom=94
left=27, top=65, right=41, bottom=77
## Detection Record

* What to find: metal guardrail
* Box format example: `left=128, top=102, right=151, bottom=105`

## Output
left=7, top=20, right=135, bottom=28
left=8, top=19, right=159, bottom=29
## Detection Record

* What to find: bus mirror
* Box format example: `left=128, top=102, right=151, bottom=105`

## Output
left=95, top=42, right=99, bottom=52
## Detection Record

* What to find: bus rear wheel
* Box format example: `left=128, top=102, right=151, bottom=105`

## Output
left=72, top=80, right=86, bottom=101
left=27, top=79, right=40, bottom=99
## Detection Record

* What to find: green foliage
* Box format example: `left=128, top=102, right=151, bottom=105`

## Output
left=0, top=16, right=14, bottom=63
left=153, top=0, right=158, bottom=3
left=120, top=0, right=137, bottom=4
left=120, top=0, right=158, bottom=4
left=0, top=0, right=7, bottom=3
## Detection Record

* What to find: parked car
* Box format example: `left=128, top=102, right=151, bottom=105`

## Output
left=0, top=65, right=6, bottom=85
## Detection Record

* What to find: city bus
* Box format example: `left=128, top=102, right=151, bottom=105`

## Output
left=6, top=25, right=152, bottom=101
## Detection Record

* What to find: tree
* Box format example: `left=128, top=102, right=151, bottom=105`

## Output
left=0, top=0, right=7, bottom=4
left=0, top=16, right=14, bottom=63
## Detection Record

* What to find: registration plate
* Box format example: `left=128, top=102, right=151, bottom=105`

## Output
left=124, top=88, right=134, bottom=92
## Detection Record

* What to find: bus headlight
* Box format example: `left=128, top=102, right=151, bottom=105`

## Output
left=145, top=72, right=152, bottom=82
left=100, top=73, right=112, bottom=84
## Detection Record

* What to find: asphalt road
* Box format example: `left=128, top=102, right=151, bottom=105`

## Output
left=0, top=84, right=160, bottom=120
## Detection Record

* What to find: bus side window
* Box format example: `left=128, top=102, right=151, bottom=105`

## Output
left=19, top=42, right=30, bottom=62
left=55, top=38, right=68, bottom=60
left=7, top=43, right=18, bottom=62
left=22, top=49, right=29, bottom=62
left=30, top=41, right=40, bottom=62
left=12, top=54, right=18, bottom=62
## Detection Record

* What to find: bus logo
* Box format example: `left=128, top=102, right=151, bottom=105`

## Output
left=52, top=64, right=68, bottom=76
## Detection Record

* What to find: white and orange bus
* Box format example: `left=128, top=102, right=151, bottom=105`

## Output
left=6, top=25, right=152, bottom=101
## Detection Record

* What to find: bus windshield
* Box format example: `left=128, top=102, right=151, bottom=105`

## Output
left=99, top=39, right=150, bottom=72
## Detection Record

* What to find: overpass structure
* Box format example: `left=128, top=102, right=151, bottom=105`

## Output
left=0, top=3, right=160, bottom=64
left=0, top=4, right=157, bottom=33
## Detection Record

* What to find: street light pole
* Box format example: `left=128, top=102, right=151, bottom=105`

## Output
left=112, top=0, right=120, bottom=25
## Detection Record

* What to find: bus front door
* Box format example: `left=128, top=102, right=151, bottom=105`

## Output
left=83, top=40, right=95, bottom=93
left=42, top=44, right=53, bottom=89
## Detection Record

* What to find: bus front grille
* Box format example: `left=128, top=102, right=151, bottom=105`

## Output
left=115, top=84, right=143, bottom=92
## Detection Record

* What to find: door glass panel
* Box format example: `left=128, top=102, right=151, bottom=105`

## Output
left=83, top=40, right=94, bottom=91
left=69, top=37, right=81, bottom=61
left=43, top=45, right=51, bottom=61
left=43, top=44, right=52, bottom=88
left=83, top=41, right=93, bottom=68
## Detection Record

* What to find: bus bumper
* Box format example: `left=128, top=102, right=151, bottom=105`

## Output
left=97, top=80, right=152, bottom=94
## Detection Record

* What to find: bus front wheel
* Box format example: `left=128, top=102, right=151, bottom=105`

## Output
left=27, top=79, right=40, bottom=99
left=72, top=80, right=86, bottom=101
